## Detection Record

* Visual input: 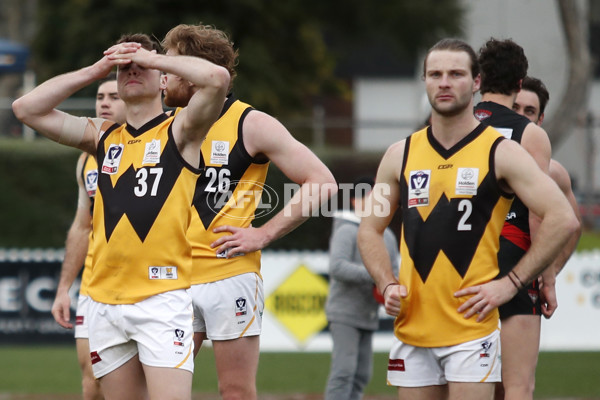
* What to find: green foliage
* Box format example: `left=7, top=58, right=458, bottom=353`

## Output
left=31, top=0, right=464, bottom=116
left=0, top=138, right=79, bottom=247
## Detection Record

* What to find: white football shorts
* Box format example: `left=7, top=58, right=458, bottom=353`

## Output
left=87, top=289, right=194, bottom=378
left=387, top=328, right=501, bottom=387
left=74, top=294, right=91, bottom=339
left=191, top=272, right=264, bottom=340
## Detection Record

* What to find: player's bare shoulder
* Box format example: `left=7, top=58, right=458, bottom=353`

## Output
left=379, top=139, right=407, bottom=182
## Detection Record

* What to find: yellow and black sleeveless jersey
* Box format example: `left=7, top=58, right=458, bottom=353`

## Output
left=78, top=153, right=98, bottom=297
left=397, top=124, right=513, bottom=347
left=187, top=96, right=269, bottom=284
left=88, top=113, right=201, bottom=304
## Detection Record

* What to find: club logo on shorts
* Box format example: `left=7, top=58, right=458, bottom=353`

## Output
left=90, top=351, right=102, bottom=365
left=388, top=358, right=405, bottom=371
left=235, top=297, right=247, bottom=316
left=480, top=341, right=492, bottom=358
left=76, top=316, right=84, bottom=326
left=528, top=289, right=539, bottom=304
left=173, top=329, right=185, bottom=347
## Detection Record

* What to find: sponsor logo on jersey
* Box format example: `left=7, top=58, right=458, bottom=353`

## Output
left=101, top=144, right=124, bottom=174
left=455, top=167, right=479, bottom=195
left=142, top=139, right=161, bottom=165
left=210, top=140, right=230, bottom=165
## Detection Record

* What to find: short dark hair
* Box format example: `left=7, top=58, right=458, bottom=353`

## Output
left=117, top=33, right=162, bottom=53
left=478, top=38, right=528, bottom=95
left=98, top=72, right=117, bottom=87
left=423, top=38, right=479, bottom=79
left=521, top=76, right=550, bottom=115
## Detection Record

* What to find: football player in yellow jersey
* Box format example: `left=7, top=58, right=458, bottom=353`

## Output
left=357, top=38, right=579, bottom=400
left=13, top=33, right=230, bottom=400
left=161, top=24, right=337, bottom=400
left=51, top=72, right=126, bottom=400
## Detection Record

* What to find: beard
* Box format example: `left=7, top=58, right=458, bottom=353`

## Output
left=431, top=98, right=472, bottom=117
left=163, top=85, right=191, bottom=108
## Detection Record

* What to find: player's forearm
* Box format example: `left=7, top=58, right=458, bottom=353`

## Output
left=552, top=228, right=581, bottom=276
left=512, top=210, right=579, bottom=285
left=12, top=66, right=99, bottom=123
left=56, top=225, right=90, bottom=294
left=357, top=225, right=396, bottom=291
left=151, top=53, right=230, bottom=91
left=257, top=180, right=337, bottom=248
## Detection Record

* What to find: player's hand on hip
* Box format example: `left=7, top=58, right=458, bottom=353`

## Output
left=455, top=277, right=517, bottom=322
left=211, top=225, right=265, bottom=258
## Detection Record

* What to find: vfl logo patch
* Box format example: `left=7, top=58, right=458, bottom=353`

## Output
left=90, top=351, right=102, bottom=365
left=408, top=170, right=430, bottom=207
left=480, top=341, right=492, bottom=358
left=85, top=169, right=98, bottom=197
left=75, top=316, right=84, bottom=326
left=173, top=329, right=185, bottom=347
left=101, top=144, right=124, bottom=175
left=235, top=297, right=247, bottom=316
left=388, top=359, right=405, bottom=371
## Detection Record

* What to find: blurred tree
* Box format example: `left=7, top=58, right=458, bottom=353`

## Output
left=30, top=0, right=464, bottom=116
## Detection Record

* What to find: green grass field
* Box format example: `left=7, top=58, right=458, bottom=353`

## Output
left=0, top=345, right=598, bottom=398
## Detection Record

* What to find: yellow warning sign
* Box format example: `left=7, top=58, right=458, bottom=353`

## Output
left=265, top=264, right=329, bottom=344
